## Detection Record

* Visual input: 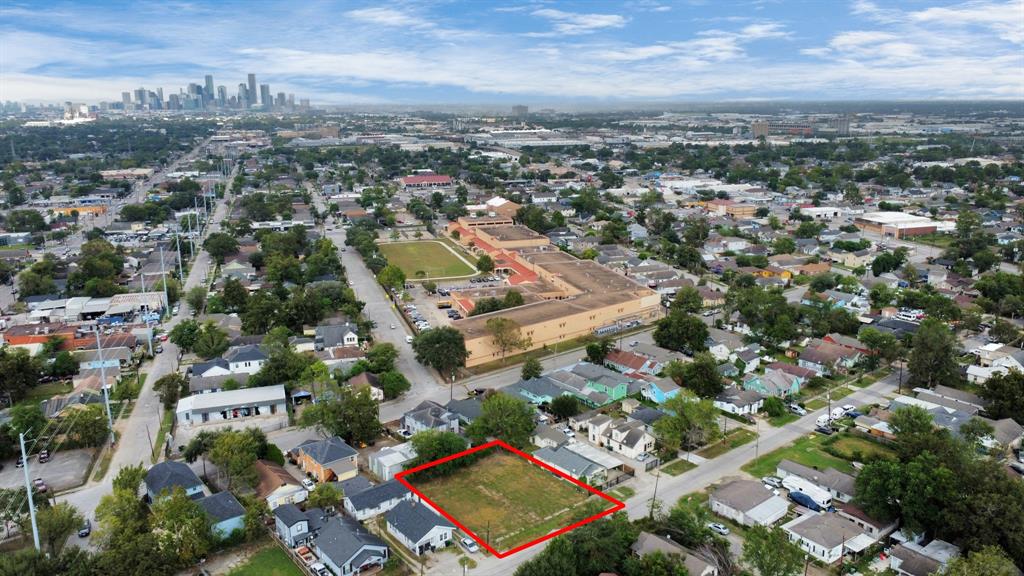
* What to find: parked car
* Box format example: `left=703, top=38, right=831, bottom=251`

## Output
left=762, top=476, right=783, bottom=488
left=155, top=345, right=164, bottom=354
left=460, top=537, right=479, bottom=553
left=707, top=523, right=730, bottom=536
left=32, top=478, right=47, bottom=493
left=15, top=456, right=24, bottom=468
left=301, top=478, right=316, bottom=491
left=406, top=335, right=414, bottom=343
left=561, top=427, right=575, bottom=438
left=814, top=425, right=835, bottom=435
left=296, top=546, right=317, bottom=566
left=788, top=404, right=807, bottom=416
left=397, top=429, right=413, bottom=439
left=38, top=449, right=49, bottom=463
left=841, top=404, right=856, bottom=414
left=78, top=519, right=91, bottom=537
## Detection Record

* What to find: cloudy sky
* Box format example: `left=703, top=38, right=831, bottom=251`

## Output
left=2, top=0, right=1022, bottom=105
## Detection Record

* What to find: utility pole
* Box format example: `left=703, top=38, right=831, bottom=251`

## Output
left=175, top=232, right=185, bottom=284
left=159, top=243, right=169, bottom=318
left=18, top=433, right=40, bottom=551
left=648, top=465, right=662, bottom=519
left=95, top=331, right=115, bottom=445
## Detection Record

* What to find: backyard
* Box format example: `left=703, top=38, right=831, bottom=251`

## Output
left=408, top=450, right=600, bottom=552
left=379, top=240, right=475, bottom=279
left=226, top=545, right=303, bottom=576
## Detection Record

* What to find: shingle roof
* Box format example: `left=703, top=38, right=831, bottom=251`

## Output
left=198, top=491, right=246, bottom=522
left=386, top=500, right=454, bottom=543
left=294, top=436, right=358, bottom=465
left=315, top=516, right=387, bottom=568
left=346, top=480, right=409, bottom=512
left=711, top=479, right=772, bottom=512
left=274, top=503, right=307, bottom=527
left=224, top=344, right=267, bottom=363
left=146, top=461, right=202, bottom=496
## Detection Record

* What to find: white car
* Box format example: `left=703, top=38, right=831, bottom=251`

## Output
left=561, top=427, right=575, bottom=438
left=460, top=537, right=479, bottom=553
left=707, top=522, right=730, bottom=536
left=301, top=478, right=316, bottom=491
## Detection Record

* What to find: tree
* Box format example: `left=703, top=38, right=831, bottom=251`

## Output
left=366, top=342, right=398, bottom=373
left=679, top=352, right=724, bottom=398
left=153, top=373, right=188, bottom=410
left=408, top=430, right=469, bottom=478
left=9, top=402, right=46, bottom=439
left=168, top=319, right=201, bottom=352
left=111, top=464, right=146, bottom=493
left=149, top=486, right=211, bottom=565
left=654, top=390, right=720, bottom=453
left=762, top=396, right=786, bottom=417
left=221, top=277, right=249, bottom=312
left=192, top=321, right=229, bottom=359
left=771, top=237, right=796, bottom=255
left=67, top=404, right=110, bottom=447
left=377, top=264, right=406, bottom=291
left=978, top=370, right=1024, bottom=424
left=299, top=387, right=381, bottom=445
left=741, top=525, right=804, bottom=576
left=185, top=286, right=207, bottom=314
left=549, top=395, right=580, bottom=420
left=466, top=393, right=536, bottom=448
left=307, top=483, right=343, bottom=510
left=907, top=318, right=961, bottom=389
left=412, top=327, right=469, bottom=381
left=653, top=312, right=708, bottom=354
left=521, top=357, right=543, bottom=380
left=671, top=286, right=703, bottom=314
left=208, top=429, right=259, bottom=490
left=989, top=319, right=1020, bottom=344
left=476, top=254, right=495, bottom=273
left=854, top=459, right=905, bottom=522
left=35, top=502, right=82, bottom=555
left=379, top=371, right=411, bottom=399
left=586, top=338, right=612, bottom=365
left=203, top=233, right=239, bottom=264
left=49, top=350, right=79, bottom=378
left=18, top=269, right=58, bottom=298
left=857, top=327, right=898, bottom=370
left=959, top=417, right=994, bottom=450
left=944, top=546, right=1018, bottom=576
left=0, top=347, right=44, bottom=402
left=622, top=551, right=690, bottom=576
left=486, top=317, right=532, bottom=364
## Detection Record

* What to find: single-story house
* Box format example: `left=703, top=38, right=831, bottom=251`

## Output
left=314, top=516, right=390, bottom=576
left=74, top=346, right=133, bottom=371
left=343, top=479, right=413, bottom=521
left=631, top=532, right=719, bottom=576
left=605, top=348, right=664, bottom=377
left=533, top=444, right=612, bottom=487
left=347, top=372, right=384, bottom=401
left=639, top=377, right=682, bottom=405
left=532, top=423, right=568, bottom=449
left=782, top=513, right=874, bottom=564
left=315, top=323, right=360, bottom=350
left=369, top=443, right=418, bottom=482
left=255, top=459, right=307, bottom=510
left=385, top=500, right=455, bottom=556
left=709, top=479, right=789, bottom=527
left=777, top=459, right=857, bottom=503
left=714, top=386, right=764, bottom=415
left=292, top=436, right=359, bottom=483
left=175, top=384, right=287, bottom=429
left=145, top=461, right=205, bottom=501
left=197, top=491, right=246, bottom=539
left=743, top=368, right=803, bottom=398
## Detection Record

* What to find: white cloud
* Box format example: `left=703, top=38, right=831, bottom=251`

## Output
left=529, top=8, right=627, bottom=35
left=345, top=7, right=427, bottom=28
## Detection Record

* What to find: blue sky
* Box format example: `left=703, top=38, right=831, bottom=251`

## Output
left=2, top=1, right=1022, bottom=105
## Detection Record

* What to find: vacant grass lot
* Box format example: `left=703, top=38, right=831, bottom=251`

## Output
left=379, top=241, right=475, bottom=279
left=227, top=545, right=303, bottom=576
left=697, top=428, right=757, bottom=459
left=830, top=436, right=897, bottom=462
left=410, top=451, right=595, bottom=552
left=661, top=459, right=697, bottom=476
left=742, top=433, right=855, bottom=478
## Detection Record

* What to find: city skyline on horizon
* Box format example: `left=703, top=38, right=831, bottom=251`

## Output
left=2, top=0, right=1022, bottom=105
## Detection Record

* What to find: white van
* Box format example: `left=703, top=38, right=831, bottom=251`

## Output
left=816, top=415, right=831, bottom=428
left=830, top=407, right=846, bottom=421
left=406, top=335, right=414, bottom=344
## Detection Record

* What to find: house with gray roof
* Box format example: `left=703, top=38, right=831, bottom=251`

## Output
left=315, top=323, right=360, bottom=350
left=197, top=491, right=246, bottom=539
left=385, top=500, right=455, bottom=556
left=709, top=479, right=788, bottom=527
left=777, top=459, right=857, bottom=503
left=274, top=504, right=330, bottom=547
left=145, top=461, right=205, bottom=501
left=782, top=513, right=874, bottom=564
left=714, top=386, right=764, bottom=416
left=293, top=436, right=359, bottom=483
left=402, top=401, right=459, bottom=435
left=343, top=479, right=413, bottom=521
left=369, top=443, right=418, bottom=482
left=631, top=532, right=718, bottom=576
left=314, top=516, right=389, bottom=576
left=533, top=444, right=609, bottom=486
left=445, top=397, right=483, bottom=424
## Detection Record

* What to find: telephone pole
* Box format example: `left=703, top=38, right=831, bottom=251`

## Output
left=18, top=433, right=40, bottom=551
left=159, top=244, right=169, bottom=317
left=95, top=331, right=115, bottom=444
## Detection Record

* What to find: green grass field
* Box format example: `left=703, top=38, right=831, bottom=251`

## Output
left=830, top=436, right=897, bottom=462
left=697, top=429, right=757, bottom=459
left=410, top=451, right=596, bottom=552
left=742, top=433, right=855, bottom=478
left=661, top=459, right=697, bottom=476
left=379, top=241, right=475, bottom=279
left=227, top=546, right=303, bottom=576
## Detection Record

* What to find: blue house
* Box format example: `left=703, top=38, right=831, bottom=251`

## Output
left=640, top=377, right=681, bottom=405
left=742, top=368, right=803, bottom=398
left=198, top=491, right=246, bottom=539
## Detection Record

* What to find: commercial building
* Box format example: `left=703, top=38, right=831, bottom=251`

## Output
left=174, top=384, right=287, bottom=430
left=853, top=212, right=937, bottom=239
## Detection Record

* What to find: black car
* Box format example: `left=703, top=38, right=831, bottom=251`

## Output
left=78, top=519, right=91, bottom=537
left=15, top=456, right=24, bottom=468
left=814, top=425, right=835, bottom=435
left=38, top=449, right=49, bottom=463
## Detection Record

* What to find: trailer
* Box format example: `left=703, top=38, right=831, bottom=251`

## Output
left=782, top=475, right=833, bottom=509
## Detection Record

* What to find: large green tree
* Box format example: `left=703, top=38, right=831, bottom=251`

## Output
left=653, top=390, right=720, bottom=453
left=208, top=429, right=260, bottom=490
left=679, top=352, right=724, bottom=399
left=35, top=502, right=83, bottom=555
left=907, top=318, right=961, bottom=389
left=192, top=321, right=229, bottom=359
left=408, top=430, right=469, bottom=478
left=978, top=370, right=1024, bottom=424
left=298, top=387, right=381, bottom=445
left=466, top=393, right=536, bottom=448
left=653, top=311, right=708, bottom=354
left=149, top=486, right=211, bottom=565
left=412, top=327, right=469, bottom=380
left=486, top=317, right=532, bottom=363
left=741, top=525, right=804, bottom=576
left=168, top=318, right=201, bottom=352
left=203, top=233, right=239, bottom=264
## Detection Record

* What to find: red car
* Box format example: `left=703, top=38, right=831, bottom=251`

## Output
left=158, top=334, right=169, bottom=342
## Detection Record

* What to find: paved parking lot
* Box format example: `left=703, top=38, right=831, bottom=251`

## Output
left=0, top=448, right=94, bottom=493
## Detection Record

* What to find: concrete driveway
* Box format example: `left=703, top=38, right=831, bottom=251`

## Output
left=0, top=448, right=94, bottom=493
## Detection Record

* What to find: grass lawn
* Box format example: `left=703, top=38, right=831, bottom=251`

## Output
left=661, top=459, right=697, bottom=476
left=805, top=398, right=827, bottom=410
left=152, top=410, right=173, bottom=463
left=829, top=386, right=854, bottom=401
left=697, top=429, right=757, bottom=459
left=742, top=433, right=855, bottom=478
left=24, top=381, right=73, bottom=404
left=409, top=450, right=597, bottom=552
left=830, top=436, right=897, bottom=462
left=226, top=546, right=303, bottom=576
left=379, top=241, right=475, bottom=279
left=769, top=413, right=799, bottom=427
left=609, top=486, right=635, bottom=500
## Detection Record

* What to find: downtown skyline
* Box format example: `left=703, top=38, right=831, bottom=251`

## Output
left=1, top=0, right=1022, bottom=105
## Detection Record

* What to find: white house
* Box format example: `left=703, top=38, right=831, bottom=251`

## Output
left=586, top=416, right=655, bottom=460
left=190, top=344, right=267, bottom=378
left=369, top=443, right=418, bottom=482
left=709, top=479, right=789, bottom=527
left=174, top=384, right=287, bottom=429
left=782, top=513, right=875, bottom=565
left=255, top=460, right=308, bottom=510
left=713, top=386, right=764, bottom=415
left=385, top=500, right=455, bottom=556
left=343, top=480, right=413, bottom=521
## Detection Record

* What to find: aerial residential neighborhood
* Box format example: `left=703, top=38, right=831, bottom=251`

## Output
left=1, top=2, right=1023, bottom=576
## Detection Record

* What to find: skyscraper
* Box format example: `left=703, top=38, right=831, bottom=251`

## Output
left=260, top=84, right=272, bottom=109
left=217, top=85, right=227, bottom=107
left=121, top=91, right=131, bottom=109
left=247, top=74, right=257, bottom=108
left=204, top=75, right=214, bottom=103
left=238, top=83, right=249, bottom=108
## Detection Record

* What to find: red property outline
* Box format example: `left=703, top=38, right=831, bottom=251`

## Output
left=395, top=439, right=625, bottom=558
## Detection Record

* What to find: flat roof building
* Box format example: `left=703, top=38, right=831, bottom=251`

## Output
left=854, top=212, right=937, bottom=239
